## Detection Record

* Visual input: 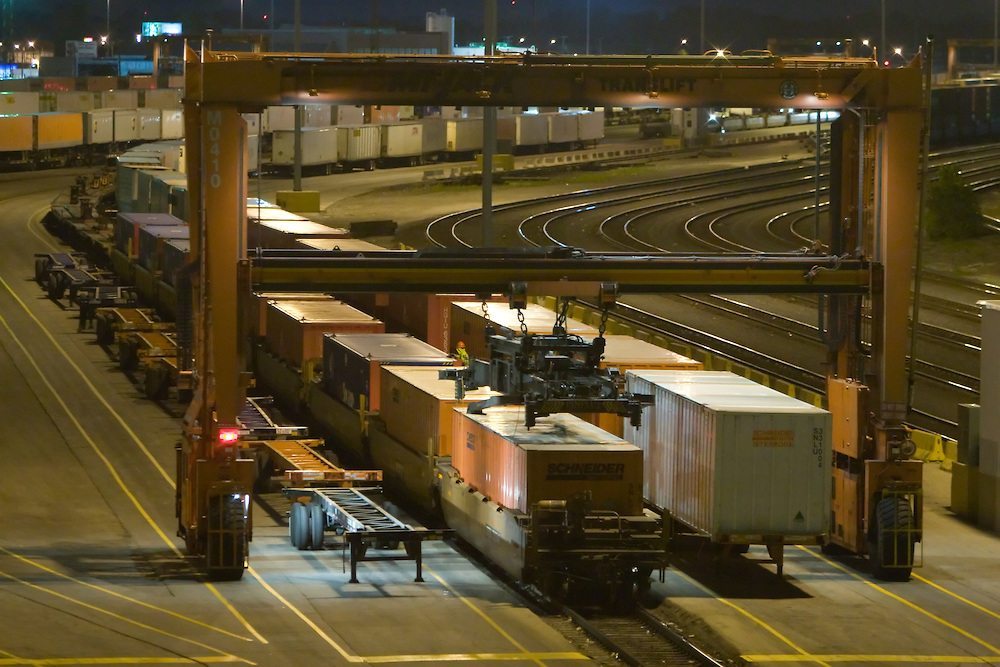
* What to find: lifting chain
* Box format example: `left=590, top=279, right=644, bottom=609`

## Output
left=516, top=308, right=528, bottom=336
left=553, top=298, right=570, bottom=335
left=481, top=300, right=491, bottom=325
left=598, top=305, right=611, bottom=339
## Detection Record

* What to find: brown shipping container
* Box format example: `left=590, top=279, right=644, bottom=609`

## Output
left=380, top=366, right=500, bottom=458
left=252, top=292, right=335, bottom=338
left=580, top=335, right=703, bottom=436
left=451, top=407, right=643, bottom=515
left=450, top=302, right=598, bottom=360
left=386, top=295, right=502, bottom=352
left=266, top=300, right=384, bottom=368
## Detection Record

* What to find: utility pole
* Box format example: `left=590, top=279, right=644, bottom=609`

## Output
left=881, top=0, right=886, bottom=63
left=293, top=0, right=302, bottom=192
left=586, top=0, right=591, bottom=55
left=700, top=0, right=705, bottom=53
left=482, top=0, right=497, bottom=247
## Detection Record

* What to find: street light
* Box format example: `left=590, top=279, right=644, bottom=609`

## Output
left=106, top=0, right=110, bottom=42
left=240, top=0, right=245, bottom=30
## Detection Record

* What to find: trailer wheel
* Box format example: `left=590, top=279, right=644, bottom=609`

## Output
left=290, top=502, right=311, bottom=550
left=871, top=496, right=915, bottom=581
left=307, top=503, right=325, bottom=549
left=47, top=272, right=65, bottom=300
left=206, top=494, right=248, bottom=581
left=34, top=258, right=47, bottom=283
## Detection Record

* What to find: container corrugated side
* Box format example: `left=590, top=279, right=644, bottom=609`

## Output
left=445, top=119, right=483, bottom=152
left=451, top=407, right=644, bottom=515
left=53, top=92, right=96, bottom=112
left=252, top=292, right=335, bottom=338
left=626, top=370, right=831, bottom=541
left=420, top=118, right=447, bottom=153
left=138, top=225, right=189, bottom=271
left=545, top=112, right=579, bottom=143
left=336, top=125, right=381, bottom=163
left=137, top=108, right=162, bottom=140
left=99, top=90, right=139, bottom=109
left=160, top=109, right=184, bottom=140
left=84, top=109, right=115, bottom=144
left=380, top=366, right=500, bottom=458
left=450, top=301, right=597, bottom=360
left=142, top=89, right=182, bottom=109
left=265, top=300, right=384, bottom=368
left=323, top=333, right=453, bottom=411
left=0, top=116, right=34, bottom=152
left=113, top=109, right=139, bottom=141
left=514, top=114, right=548, bottom=146
left=576, top=109, right=605, bottom=142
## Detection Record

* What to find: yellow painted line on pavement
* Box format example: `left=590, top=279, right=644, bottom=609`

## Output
left=0, top=545, right=251, bottom=643
left=0, top=657, right=249, bottom=665
left=27, top=208, right=61, bottom=253
left=0, top=568, right=252, bottom=665
left=670, top=569, right=829, bottom=667
left=743, top=655, right=1000, bottom=663
left=363, top=652, right=590, bottom=663
left=0, top=302, right=267, bottom=646
left=912, top=573, right=1000, bottom=622
left=798, top=547, right=1000, bottom=656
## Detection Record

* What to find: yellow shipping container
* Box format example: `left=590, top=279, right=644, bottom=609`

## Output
left=35, top=112, right=84, bottom=150
left=0, top=115, right=35, bottom=152
left=379, top=366, right=500, bottom=458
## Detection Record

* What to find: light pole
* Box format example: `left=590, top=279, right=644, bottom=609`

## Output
left=880, top=0, right=886, bottom=64
left=240, top=0, right=244, bottom=30
left=106, top=0, right=110, bottom=42
left=585, top=0, right=590, bottom=55
left=700, top=0, right=705, bottom=53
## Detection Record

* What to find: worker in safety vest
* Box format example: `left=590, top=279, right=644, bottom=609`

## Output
left=454, top=340, right=469, bottom=366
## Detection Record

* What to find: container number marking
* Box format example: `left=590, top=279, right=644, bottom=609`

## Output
left=812, top=427, right=824, bottom=468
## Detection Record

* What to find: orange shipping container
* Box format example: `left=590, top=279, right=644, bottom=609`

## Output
left=0, top=116, right=35, bottom=152
left=252, top=292, right=335, bottom=338
left=379, top=366, right=500, bottom=457
left=265, top=300, right=384, bottom=368
left=451, top=406, right=644, bottom=515
left=580, top=335, right=703, bottom=436
left=450, top=302, right=597, bottom=360
left=386, top=295, right=503, bottom=352
left=34, top=112, right=84, bottom=150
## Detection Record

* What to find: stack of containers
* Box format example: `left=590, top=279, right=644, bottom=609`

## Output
left=625, top=370, right=831, bottom=544
left=379, top=366, right=500, bottom=458
left=450, top=301, right=597, bottom=360
left=114, top=212, right=183, bottom=258
left=265, top=300, right=384, bottom=368
left=322, top=333, right=454, bottom=411
left=138, top=224, right=189, bottom=272
left=247, top=209, right=350, bottom=248
left=451, top=406, right=644, bottom=515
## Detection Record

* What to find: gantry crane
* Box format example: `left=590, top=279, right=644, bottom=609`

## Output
left=179, top=48, right=923, bottom=580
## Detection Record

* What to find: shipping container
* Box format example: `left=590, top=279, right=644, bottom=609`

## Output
left=252, top=292, right=335, bottom=338
left=160, top=109, right=184, bottom=140
left=765, top=113, right=789, bottom=128
left=49, top=91, right=96, bottom=112
left=127, top=75, right=157, bottom=90
left=241, top=112, right=260, bottom=135
left=323, top=333, right=454, bottom=411
left=445, top=118, right=483, bottom=153
left=380, top=122, right=423, bottom=159
left=295, top=238, right=387, bottom=252
left=138, top=224, right=189, bottom=271
left=0, top=115, right=35, bottom=152
left=512, top=113, right=548, bottom=146
left=141, top=89, right=182, bottom=109
left=40, top=77, right=76, bottom=92
left=265, top=300, right=385, bottom=368
left=81, top=76, right=118, bottom=92
left=99, top=90, right=140, bottom=109
left=115, top=212, right=183, bottom=257
left=420, top=117, right=447, bottom=153
left=332, top=105, right=364, bottom=125
left=337, top=125, right=381, bottom=164
left=380, top=366, right=500, bottom=458
left=576, top=109, right=605, bottom=142
left=452, top=407, right=644, bottom=515
left=579, top=336, right=703, bottom=436
left=450, top=301, right=598, bottom=360
left=545, top=112, right=578, bottom=144
left=248, top=211, right=350, bottom=248
left=113, top=109, right=139, bottom=142
left=625, top=370, right=831, bottom=543
left=137, top=108, right=162, bottom=140
left=34, top=112, right=84, bottom=150
left=0, top=92, right=40, bottom=114
left=160, top=239, right=190, bottom=286
left=271, top=127, right=338, bottom=166
left=84, top=109, right=115, bottom=144
left=266, top=104, right=332, bottom=131
left=148, top=171, right=186, bottom=215
left=167, top=75, right=185, bottom=89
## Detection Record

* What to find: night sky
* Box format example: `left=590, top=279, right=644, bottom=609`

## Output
left=10, top=1, right=996, bottom=58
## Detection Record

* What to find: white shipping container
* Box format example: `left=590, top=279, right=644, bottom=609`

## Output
left=332, top=105, right=364, bottom=125
left=0, top=92, right=40, bottom=114
left=137, top=108, right=162, bottom=140
left=242, top=112, right=260, bottom=135
left=545, top=112, right=578, bottom=143
left=420, top=117, right=447, bottom=153
left=626, top=370, right=831, bottom=542
left=445, top=118, right=483, bottom=152
left=722, top=117, right=745, bottom=132
left=113, top=109, right=139, bottom=142
left=981, top=301, right=1000, bottom=478
left=381, top=122, right=423, bottom=158
left=765, top=113, right=789, bottom=128
left=266, top=104, right=332, bottom=131
left=142, top=88, right=182, bottom=109
left=247, top=134, right=260, bottom=173
left=160, top=109, right=184, bottom=140
left=99, top=90, right=140, bottom=109
left=744, top=116, right=765, bottom=130
left=513, top=113, right=547, bottom=146
left=52, top=91, right=96, bottom=112
left=84, top=109, right=115, bottom=144
left=337, top=125, right=381, bottom=163
left=576, top=109, right=605, bottom=142
left=271, top=127, right=338, bottom=166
